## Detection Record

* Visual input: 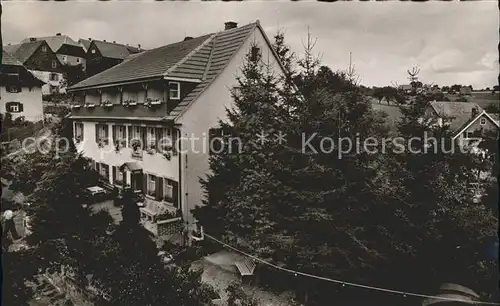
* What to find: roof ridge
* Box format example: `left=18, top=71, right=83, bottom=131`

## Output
left=163, top=34, right=216, bottom=77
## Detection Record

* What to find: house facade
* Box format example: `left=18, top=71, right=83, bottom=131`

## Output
left=68, top=21, right=285, bottom=241
left=1, top=50, right=45, bottom=122
left=425, top=101, right=499, bottom=148
left=85, top=40, right=143, bottom=77
left=21, top=34, right=87, bottom=70
left=5, top=40, right=65, bottom=95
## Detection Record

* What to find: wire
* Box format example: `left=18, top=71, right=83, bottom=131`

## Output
left=203, top=233, right=500, bottom=305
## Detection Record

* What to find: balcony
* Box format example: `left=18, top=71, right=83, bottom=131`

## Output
left=131, top=149, right=143, bottom=160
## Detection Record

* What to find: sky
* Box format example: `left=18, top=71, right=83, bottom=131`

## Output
left=2, top=1, right=498, bottom=89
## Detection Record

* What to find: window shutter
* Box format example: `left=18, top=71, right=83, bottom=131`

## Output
left=19, top=103, right=24, bottom=112
left=172, top=128, right=178, bottom=155
left=112, top=125, right=116, bottom=144
left=105, top=125, right=109, bottom=144
left=112, top=166, right=116, bottom=184
left=95, top=124, right=99, bottom=143
left=127, top=126, right=132, bottom=147
left=156, top=177, right=163, bottom=201
left=92, top=160, right=96, bottom=170
left=142, top=173, right=147, bottom=194
left=141, top=127, right=146, bottom=150
left=156, top=128, right=162, bottom=152
left=172, top=180, right=179, bottom=208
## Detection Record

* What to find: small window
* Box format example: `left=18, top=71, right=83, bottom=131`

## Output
left=480, top=118, right=487, bottom=125
left=91, top=49, right=96, bottom=54
left=50, top=73, right=59, bottom=81
left=250, top=46, right=260, bottom=62
left=52, top=60, right=57, bottom=68
left=76, top=57, right=80, bottom=63
left=74, top=122, right=84, bottom=141
left=148, top=174, right=156, bottom=197
left=62, top=55, right=67, bottom=62
left=169, top=82, right=180, bottom=100
left=41, top=46, right=47, bottom=52
left=6, top=84, right=21, bottom=93
left=466, top=131, right=474, bottom=139
left=6, top=102, right=23, bottom=113
left=163, top=179, right=174, bottom=202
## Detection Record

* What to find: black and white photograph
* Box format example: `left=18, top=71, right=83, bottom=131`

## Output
left=1, top=1, right=499, bottom=305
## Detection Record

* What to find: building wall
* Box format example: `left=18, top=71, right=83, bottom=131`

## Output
left=455, top=114, right=498, bottom=147
left=0, top=85, right=44, bottom=122
left=23, top=42, right=62, bottom=73
left=75, top=121, right=179, bottom=183
left=177, top=27, right=284, bottom=226
left=56, top=54, right=86, bottom=70
left=30, top=70, right=65, bottom=95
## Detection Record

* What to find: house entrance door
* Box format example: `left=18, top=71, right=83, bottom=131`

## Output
left=131, top=172, right=143, bottom=192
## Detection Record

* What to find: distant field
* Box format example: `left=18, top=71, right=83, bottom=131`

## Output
left=372, top=103, right=402, bottom=132
left=469, top=92, right=499, bottom=109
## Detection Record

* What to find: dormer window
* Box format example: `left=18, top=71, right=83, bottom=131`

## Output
left=169, top=82, right=180, bottom=100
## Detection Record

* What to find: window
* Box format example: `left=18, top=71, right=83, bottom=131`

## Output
left=62, top=55, right=68, bottom=62
left=169, top=82, right=180, bottom=100
left=50, top=73, right=59, bottom=81
left=99, top=163, right=109, bottom=179
left=6, top=102, right=23, bottom=113
left=95, top=124, right=109, bottom=145
left=6, top=84, right=21, bottom=93
left=91, top=49, right=96, bottom=54
left=147, top=127, right=157, bottom=150
left=480, top=118, right=487, bottom=125
left=163, top=180, right=174, bottom=202
left=250, top=46, right=261, bottom=62
left=129, top=125, right=143, bottom=149
left=42, top=46, right=47, bottom=52
left=74, top=122, right=84, bottom=141
left=112, top=125, right=126, bottom=145
left=50, top=85, right=59, bottom=94
left=52, top=60, right=57, bottom=68
left=76, top=57, right=80, bottom=63
left=466, top=131, right=474, bottom=139
left=113, top=166, right=124, bottom=185
left=148, top=174, right=156, bottom=197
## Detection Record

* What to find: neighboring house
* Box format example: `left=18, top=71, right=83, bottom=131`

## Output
left=78, top=38, right=92, bottom=53
left=68, top=20, right=286, bottom=241
left=4, top=40, right=64, bottom=95
left=21, top=33, right=87, bottom=71
left=399, top=84, right=412, bottom=93
left=425, top=101, right=499, bottom=148
left=85, top=39, right=143, bottom=77
left=1, top=50, right=45, bottom=122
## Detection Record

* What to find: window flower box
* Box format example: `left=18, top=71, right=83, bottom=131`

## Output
left=102, top=101, right=113, bottom=108
left=85, top=103, right=95, bottom=108
left=72, top=104, right=81, bottom=109
left=162, top=152, right=171, bottom=160
left=97, top=138, right=108, bottom=148
left=123, top=100, right=137, bottom=107
left=146, top=97, right=163, bottom=105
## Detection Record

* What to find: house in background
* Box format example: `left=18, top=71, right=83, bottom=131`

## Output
left=68, top=20, right=286, bottom=243
left=1, top=50, right=45, bottom=123
left=78, top=38, right=92, bottom=53
left=85, top=39, right=143, bottom=77
left=21, top=33, right=87, bottom=71
left=425, top=101, right=499, bottom=148
left=4, top=40, right=64, bottom=95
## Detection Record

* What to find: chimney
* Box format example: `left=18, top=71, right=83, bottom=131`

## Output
left=56, top=33, right=61, bottom=36
left=183, top=36, right=193, bottom=41
left=138, top=44, right=141, bottom=49
left=113, top=41, right=116, bottom=43
left=103, top=39, right=106, bottom=42
left=224, top=21, right=238, bottom=30
left=29, top=37, right=37, bottom=42
left=88, top=38, right=92, bottom=41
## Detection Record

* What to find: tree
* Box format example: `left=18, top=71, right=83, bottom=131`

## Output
left=450, top=84, right=462, bottom=93
left=60, top=64, right=86, bottom=89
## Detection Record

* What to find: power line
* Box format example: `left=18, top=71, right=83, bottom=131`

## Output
left=203, top=233, right=500, bottom=305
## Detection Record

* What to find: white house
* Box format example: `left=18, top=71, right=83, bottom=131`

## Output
left=1, top=50, right=45, bottom=123
left=68, top=21, right=286, bottom=242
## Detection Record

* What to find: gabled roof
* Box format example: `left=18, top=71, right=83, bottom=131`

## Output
left=70, top=21, right=284, bottom=123
left=2, top=50, right=24, bottom=66
left=3, top=41, right=44, bottom=63
left=452, top=111, right=500, bottom=139
left=21, top=34, right=80, bottom=53
left=70, top=34, right=214, bottom=89
left=91, top=40, right=143, bottom=60
left=78, top=39, right=92, bottom=51
left=429, top=101, right=484, bottom=132
left=57, top=44, right=86, bottom=57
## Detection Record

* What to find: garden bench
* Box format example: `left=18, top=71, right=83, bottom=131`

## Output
left=235, top=257, right=256, bottom=284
